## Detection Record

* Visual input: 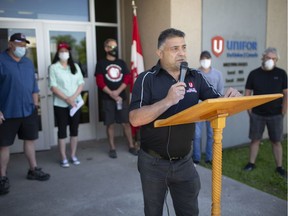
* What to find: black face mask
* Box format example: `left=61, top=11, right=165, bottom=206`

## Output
left=108, top=47, right=118, bottom=57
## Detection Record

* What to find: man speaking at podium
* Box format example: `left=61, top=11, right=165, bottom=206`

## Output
left=129, top=28, right=241, bottom=216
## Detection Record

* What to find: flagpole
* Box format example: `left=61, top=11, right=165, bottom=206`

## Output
left=130, top=0, right=144, bottom=143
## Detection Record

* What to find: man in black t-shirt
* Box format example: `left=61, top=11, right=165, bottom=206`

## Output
left=95, top=39, right=138, bottom=158
left=243, top=47, right=287, bottom=178
left=129, top=28, right=241, bottom=216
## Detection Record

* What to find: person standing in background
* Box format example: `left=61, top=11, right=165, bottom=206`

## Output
left=95, top=38, right=138, bottom=159
left=0, top=33, right=50, bottom=195
left=192, top=51, right=224, bottom=165
left=49, top=42, right=84, bottom=168
left=243, top=47, right=287, bottom=178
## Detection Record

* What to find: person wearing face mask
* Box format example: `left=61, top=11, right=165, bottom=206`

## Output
left=0, top=33, right=50, bottom=195
left=49, top=42, right=85, bottom=168
left=95, top=38, right=138, bottom=159
left=192, top=51, right=224, bottom=165
left=243, top=47, right=287, bottom=178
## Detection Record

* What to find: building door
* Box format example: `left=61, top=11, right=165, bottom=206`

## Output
left=0, top=22, right=51, bottom=152
left=1, top=21, right=98, bottom=153
left=44, top=23, right=97, bottom=146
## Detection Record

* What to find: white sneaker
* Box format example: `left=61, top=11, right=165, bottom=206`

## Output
left=60, top=159, right=70, bottom=168
left=71, top=157, right=80, bottom=165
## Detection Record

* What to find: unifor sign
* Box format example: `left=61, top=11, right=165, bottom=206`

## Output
left=211, top=36, right=258, bottom=58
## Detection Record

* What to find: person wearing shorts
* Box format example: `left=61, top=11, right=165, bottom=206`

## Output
left=95, top=38, right=138, bottom=158
left=0, top=33, right=50, bottom=195
left=243, top=47, right=287, bottom=178
left=49, top=42, right=84, bottom=168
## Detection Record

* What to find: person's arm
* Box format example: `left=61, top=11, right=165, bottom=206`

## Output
left=129, top=82, right=186, bottom=127
left=245, top=89, right=253, bottom=114
left=66, top=83, right=84, bottom=107
left=50, top=86, right=69, bottom=101
left=223, top=87, right=242, bottom=98
left=32, top=92, right=39, bottom=107
left=282, top=89, right=287, bottom=115
left=111, top=83, right=127, bottom=100
left=111, top=72, right=130, bottom=100
left=0, top=111, right=5, bottom=125
left=95, top=73, right=119, bottom=101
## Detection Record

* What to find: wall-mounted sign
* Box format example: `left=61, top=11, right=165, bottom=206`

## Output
left=212, top=36, right=258, bottom=58
left=211, top=36, right=224, bottom=57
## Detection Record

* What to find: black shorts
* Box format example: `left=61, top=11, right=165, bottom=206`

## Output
left=0, top=110, right=39, bottom=147
left=54, top=106, right=81, bottom=139
left=102, top=100, right=129, bottom=126
left=249, top=113, right=284, bottom=142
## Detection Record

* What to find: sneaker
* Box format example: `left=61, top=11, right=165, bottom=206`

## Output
left=276, top=167, right=287, bottom=178
left=70, top=157, right=80, bottom=165
left=205, top=160, right=212, bottom=165
left=27, top=167, right=50, bottom=181
left=60, top=159, right=70, bottom=168
left=243, top=162, right=255, bottom=171
left=109, top=150, right=117, bottom=159
left=0, top=176, right=10, bottom=195
left=129, top=147, right=138, bottom=156
left=193, top=160, right=200, bottom=165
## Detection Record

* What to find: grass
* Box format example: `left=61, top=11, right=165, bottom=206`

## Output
left=200, top=138, right=287, bottom=200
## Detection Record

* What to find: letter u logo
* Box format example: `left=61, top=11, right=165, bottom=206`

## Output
left=211, top=36, right=225, bottom=57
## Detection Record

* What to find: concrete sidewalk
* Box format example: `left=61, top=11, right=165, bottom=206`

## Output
left=0, top=138, right=287, bottom=216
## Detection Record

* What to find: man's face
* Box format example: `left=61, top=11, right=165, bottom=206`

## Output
left=262, top=52, right=277, bottom=64
left=157, top=37, right=187, bottom=71
left=262, top=52, right=277, bottom=70
left=105, top=41, right=117, bottom=53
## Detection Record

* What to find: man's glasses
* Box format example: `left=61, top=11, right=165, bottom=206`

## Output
left=106, top=45, right=117, bottom=49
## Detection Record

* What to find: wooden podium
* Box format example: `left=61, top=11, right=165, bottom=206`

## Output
left=154, top=94, right=283, bottom=216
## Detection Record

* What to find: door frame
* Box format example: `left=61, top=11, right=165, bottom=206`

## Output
left=43, top=22, right=98, bottom=146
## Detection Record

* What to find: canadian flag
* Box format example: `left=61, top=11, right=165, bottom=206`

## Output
left=130, top=5, right=144, bottom=137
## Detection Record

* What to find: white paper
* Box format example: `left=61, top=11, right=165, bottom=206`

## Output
left=69, top=97, right=84, bottom=117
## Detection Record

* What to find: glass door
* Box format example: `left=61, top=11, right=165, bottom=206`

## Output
left=43, top=23, right=97, bottom=146
left=0, top=22, right=50, bottom=152
left=1, top=21, right=98, bottom=152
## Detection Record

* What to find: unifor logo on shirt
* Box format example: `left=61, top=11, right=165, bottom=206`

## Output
left=105, top=64, right=123, bottom=82
left=186, top=82, right=197, bottom=93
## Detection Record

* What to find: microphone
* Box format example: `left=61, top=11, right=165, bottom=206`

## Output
left=179, top=61, right=188, bottom=82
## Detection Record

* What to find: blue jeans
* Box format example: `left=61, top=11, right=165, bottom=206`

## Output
left=192, top=121, right=213, bottom=162
left=138, top=149, right=201, bottom=216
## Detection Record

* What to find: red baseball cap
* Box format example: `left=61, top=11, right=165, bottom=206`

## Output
left=57, top=42, right=70, bottom=51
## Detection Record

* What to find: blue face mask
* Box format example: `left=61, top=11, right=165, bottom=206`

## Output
left=13, top=46, right=26, bottom=58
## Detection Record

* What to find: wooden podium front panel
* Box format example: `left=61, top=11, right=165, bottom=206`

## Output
left=154, top=94, right=283, bottom=128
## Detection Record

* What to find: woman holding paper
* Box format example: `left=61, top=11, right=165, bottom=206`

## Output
left=49, top=42, right=84, bottom=168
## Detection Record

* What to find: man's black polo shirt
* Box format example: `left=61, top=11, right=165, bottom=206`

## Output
left=129, top=62, right=221, bottom=158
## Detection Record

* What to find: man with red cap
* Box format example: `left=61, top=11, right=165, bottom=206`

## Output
left=0, top=33, right=50, bottom=195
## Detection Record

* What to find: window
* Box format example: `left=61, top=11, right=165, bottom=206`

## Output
left=0, top=0, right=89, bottom=21
left=95, top=0, right=117, bottom=23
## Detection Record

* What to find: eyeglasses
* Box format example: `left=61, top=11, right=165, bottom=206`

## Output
left=264, top=56, right=277, bottom=61
left=106, top=45, right=117, bottom=49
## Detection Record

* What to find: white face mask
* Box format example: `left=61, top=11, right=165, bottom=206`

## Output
left=13, top=46, right=26, bottom=58
left=200, top=59, right=211, bottom=69
left=264, top=59, right=274, bottom=70
left=58, top=52, right=70, bottom=61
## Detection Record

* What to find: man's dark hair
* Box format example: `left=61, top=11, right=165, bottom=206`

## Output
left=157, top=28, right=185, bottom=49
